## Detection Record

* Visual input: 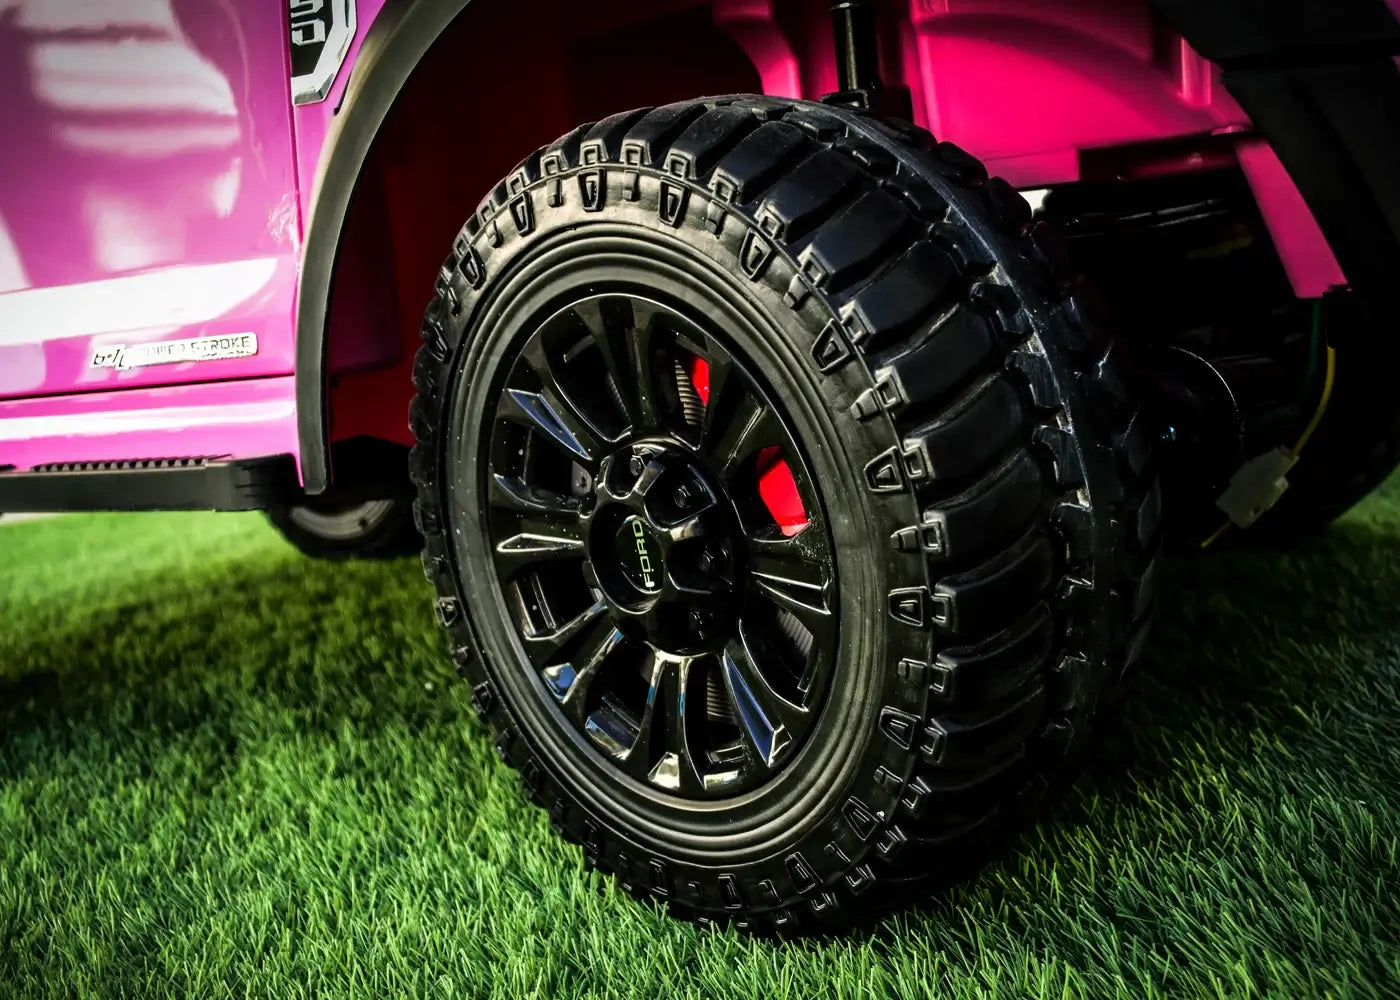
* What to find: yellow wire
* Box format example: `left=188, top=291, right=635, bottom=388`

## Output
left=1289, top=345, right=1336, bottom=457
left=1199, top=520, right=1232, bottom=549
left=1200, top=344, right=1337, bottom=550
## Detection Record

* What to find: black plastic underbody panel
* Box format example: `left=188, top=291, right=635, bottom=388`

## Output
left=0, top=456, right=300, bottom=513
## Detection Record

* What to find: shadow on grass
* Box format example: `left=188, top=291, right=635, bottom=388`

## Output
left=0, top=551, right=450, bottom=775
left=1097, top=518, right=1400, bottom=781
left=3, top=513, right=1399, bottom=939
left=6, top=514, right=1399, bottom=780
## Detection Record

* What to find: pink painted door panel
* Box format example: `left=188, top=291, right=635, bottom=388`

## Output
left=0, top=0, right=301, bottom=399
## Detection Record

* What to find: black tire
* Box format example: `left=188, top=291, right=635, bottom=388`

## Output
left=266, top=495, right=419, bottom=560
left=410, top=96, right=1160, bottom=932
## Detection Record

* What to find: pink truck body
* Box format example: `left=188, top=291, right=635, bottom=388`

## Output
left=0, top=0, right=1377, bottom=486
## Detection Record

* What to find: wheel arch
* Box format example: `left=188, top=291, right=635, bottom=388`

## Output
left=294, top=0, right=469, bottom=494
left=293, top=0, right=762, bottom=494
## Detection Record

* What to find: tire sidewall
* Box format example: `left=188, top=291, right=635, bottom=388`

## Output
left=433, top=180, right=934, bottom=903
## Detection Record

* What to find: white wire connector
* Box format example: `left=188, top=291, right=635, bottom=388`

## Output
left=1214, top=447, right=1299, bottom=528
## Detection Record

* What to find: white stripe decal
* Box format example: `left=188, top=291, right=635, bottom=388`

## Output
left=0, top=258, right=280, bottom=348
left=0, top=400, right=295, bottom=443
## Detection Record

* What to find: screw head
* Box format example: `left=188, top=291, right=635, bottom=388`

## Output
left=675, top=485, right=693, bottom=509
left=629, top=454, right=646, bottom=476
left=698, top=546, right=727, bottom=575
left=688, top=608, right=710, bottom=636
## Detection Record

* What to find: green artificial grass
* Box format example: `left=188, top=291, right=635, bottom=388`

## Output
left=1, top=482, right=1398, bottom=1000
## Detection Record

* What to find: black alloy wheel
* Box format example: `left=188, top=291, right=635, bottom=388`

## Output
left=483, top=295, right=836, bottom=797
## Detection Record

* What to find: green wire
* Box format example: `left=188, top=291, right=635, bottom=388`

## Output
left=1300, top=299, right=1322, bottom=395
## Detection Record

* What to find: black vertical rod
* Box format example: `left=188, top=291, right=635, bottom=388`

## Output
left=829, top=1, right=881, bottom=94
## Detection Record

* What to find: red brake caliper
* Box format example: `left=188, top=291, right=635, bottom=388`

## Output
left=686, top=357, right=808, bottom=537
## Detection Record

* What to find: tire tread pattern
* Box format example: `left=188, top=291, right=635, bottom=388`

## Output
left=408, top=96, right=1161, bottom=933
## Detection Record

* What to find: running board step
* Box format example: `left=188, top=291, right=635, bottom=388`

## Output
left=0, top=455, right=299, bottom=513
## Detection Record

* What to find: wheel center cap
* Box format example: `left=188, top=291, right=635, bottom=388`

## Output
left=615, top=515, right=664, bottom=594
left=585, top=446, right=744, bottom=653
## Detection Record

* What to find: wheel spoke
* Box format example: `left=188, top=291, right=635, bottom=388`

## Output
left=746, top=534, right=836, bottom=702
left=521, top=597, right=608, bottom=668
left=654, top=656, right=707, bottom=794
left=542, top=615, right=623, bottom=724
left=618, top=648, right=663, bottom=779
left=573, top=298, right=667, bottom=435
left=747, top=533, right=835, bottom=644
left=487, top=474, right=584, bottom=578
left=720, top=635, right=801, bottom=770
left=697, top=346, right=739, bottom=443
left=498, top=384, right=606, bottom=465
left=486, top=473, right=577, bottom=523
left=493, top=526, right=585, bottom=579
left=584, top=699, right=638, bottom=762
left=699, top=371, right=786, bottom=480
left=623, top=654, right=704, bottom=793
left=517, top=331, right=613, bottom=433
